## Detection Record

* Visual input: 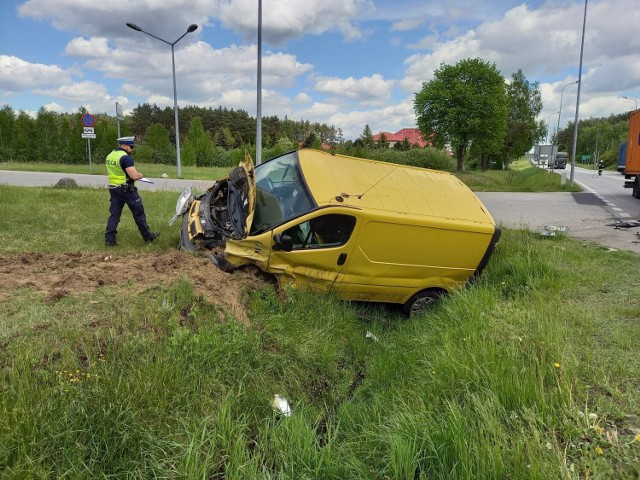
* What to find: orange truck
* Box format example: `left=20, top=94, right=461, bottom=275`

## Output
left=624, top=109, right=640, bottom=198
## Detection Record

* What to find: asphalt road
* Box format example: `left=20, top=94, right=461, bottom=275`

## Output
left=1, top=168, right=639, bottom=254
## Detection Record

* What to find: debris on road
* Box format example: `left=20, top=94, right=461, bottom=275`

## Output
left=607, top=220, right=640, bottom=229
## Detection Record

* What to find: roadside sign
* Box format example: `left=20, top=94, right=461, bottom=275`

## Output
left=115, top=103, right=124, bottom=121
left=82, top=133, right=97, bottom=139
left=83, top=127, right=95, bottom=134
left=81, top=113, right=95, bottom=127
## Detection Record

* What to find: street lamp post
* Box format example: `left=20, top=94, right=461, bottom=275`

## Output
left=547, top=112, right=559, bottom=144
left=569, top=0, right=588, bottom=187
left=256, top=0, right=263, bottom=165
left=126, top=22, right=198, bottom=178
left=555, top=80, right=579, bottom=148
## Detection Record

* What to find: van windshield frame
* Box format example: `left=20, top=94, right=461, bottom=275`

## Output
left=251, top=151, right=316, bottom=234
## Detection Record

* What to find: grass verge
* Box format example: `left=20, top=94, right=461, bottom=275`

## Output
left=0, top=186, right=638, bottom=478
left=0, top=161, right=228, bottom=181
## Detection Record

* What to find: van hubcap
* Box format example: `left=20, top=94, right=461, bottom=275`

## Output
left=410, top=295, right=437, bottom=316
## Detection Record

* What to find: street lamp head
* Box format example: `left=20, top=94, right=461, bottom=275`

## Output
left=187, top=24, right=198, bottom=33
left=126, top=22, right=143, bottom=32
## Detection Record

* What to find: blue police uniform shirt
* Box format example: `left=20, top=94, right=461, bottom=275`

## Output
left=116, top=147, right=135, bottom=181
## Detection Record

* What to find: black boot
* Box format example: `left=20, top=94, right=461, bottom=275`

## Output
left=145, top=231, right=160, bottom=244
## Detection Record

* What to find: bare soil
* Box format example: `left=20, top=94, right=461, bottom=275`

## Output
left=0, top=251, right=272, bottom=325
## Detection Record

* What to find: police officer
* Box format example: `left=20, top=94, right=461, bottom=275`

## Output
left=104, top=136, right=159, bottom=246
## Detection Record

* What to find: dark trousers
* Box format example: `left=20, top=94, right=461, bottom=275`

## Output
left=105, top=186, right=152, bottom=242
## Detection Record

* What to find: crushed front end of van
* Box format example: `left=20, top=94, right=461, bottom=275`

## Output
left=171, top=149, right=500, bottom=316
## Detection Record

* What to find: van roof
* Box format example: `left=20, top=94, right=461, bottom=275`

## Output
left=297, top=149, right=495, bottom=228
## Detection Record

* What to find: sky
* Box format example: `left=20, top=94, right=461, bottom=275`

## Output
left=1, top=0, right=639, bottom=141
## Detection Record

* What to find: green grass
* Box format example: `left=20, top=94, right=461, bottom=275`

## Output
left=0, top=161, right=228, bottom=181
left=1, top=185, right=639, bottom=478
left=456, top=159, right=581, bottom=192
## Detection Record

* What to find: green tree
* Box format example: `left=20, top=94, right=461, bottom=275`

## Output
left=414, top=58, right=508, bottom=171
left=361, top=124, right=374, bottom=148
left=221, top=126, right=236, bottom=149
left=11, top=111, right=35, bottom=162
left=0, top=105, right=15, bottom=161
left=182, top=117, right=214, bottom=167
left=272, top=135, right=295, bottom=156
left=499, top=69, right=543, bottom=168
left=136, top=123, right=175, bottom=164
left=394, top=137, right=411, bottom=151
left=377, top=132, right=389, bottom=149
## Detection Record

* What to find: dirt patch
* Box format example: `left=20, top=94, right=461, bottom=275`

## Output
left=0, top=250, right=272, bottom=325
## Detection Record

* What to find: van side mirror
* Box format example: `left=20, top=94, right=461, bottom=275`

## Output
left=273, top=233, right=294, bottom=252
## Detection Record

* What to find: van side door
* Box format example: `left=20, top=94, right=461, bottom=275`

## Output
left=267, top=209, right=360, bottom=290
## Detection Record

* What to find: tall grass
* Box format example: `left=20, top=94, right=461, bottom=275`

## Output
left=0, top=188, right=639, bottom=477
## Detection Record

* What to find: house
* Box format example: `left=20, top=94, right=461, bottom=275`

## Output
left=372, top=128, right=430, bottom=148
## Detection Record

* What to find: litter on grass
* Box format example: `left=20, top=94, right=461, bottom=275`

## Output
left=365, top=331, right=379, bottom=343
left=541, top=225, right=568, bottom=236
left=272, top=394, right=292, bottom=416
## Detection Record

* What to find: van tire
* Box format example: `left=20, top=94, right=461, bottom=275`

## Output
left=402, top=290, right=445, bottom=317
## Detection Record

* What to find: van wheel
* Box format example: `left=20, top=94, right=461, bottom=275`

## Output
left=402, top=290, right=445, bottom=317
left=633, top=177, right=640, bottom=199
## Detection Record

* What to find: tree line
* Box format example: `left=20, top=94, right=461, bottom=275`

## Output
left=555, top=112, right=631, bottom=167
left=0, top=103, right=343, bottom=167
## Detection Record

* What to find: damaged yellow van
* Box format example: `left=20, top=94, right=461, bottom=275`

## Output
left=172, top=149, right=500, bottom=315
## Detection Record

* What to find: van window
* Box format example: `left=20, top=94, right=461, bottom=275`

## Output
left=252, top=152, right=315, bottom=233
left=283, top=214, right=356, bottom=250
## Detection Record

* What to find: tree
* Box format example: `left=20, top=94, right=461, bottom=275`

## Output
left=135, top=123, right=174, bottom=164
left=361, top=124, right=374, bottom=148
left=0, top=105, right=15, bottom=161
left=394, top=137, right=411, bottom=151
left=499, top=69, right=543, bottom=168
left=182, top=117, right=214, bottom=167
left=377, top=132, right=389, bottom=149
left=220, top=126, right=236, bottom=149
left=414, top=58, right=507, bottom=171
left=11, top=111, right=34, bottom=162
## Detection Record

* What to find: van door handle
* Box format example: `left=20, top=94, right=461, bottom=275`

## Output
left=337, top=253, right=347, bottom=265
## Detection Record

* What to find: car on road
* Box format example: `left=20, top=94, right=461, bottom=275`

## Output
left=171, top=149, right=501, bottom=316
left=552, top=152, right=568, bottom=169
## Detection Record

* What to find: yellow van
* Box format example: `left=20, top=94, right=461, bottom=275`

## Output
left=172, top=149, right=500, bottom=315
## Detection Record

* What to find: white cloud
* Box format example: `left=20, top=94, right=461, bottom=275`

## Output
left=326, top=97, right=416, bottom=139
left=18, top=0, right=211, bottom=39
left=0, top=55, right=72, bottom=93
left=42, top=102, right=66, bottom=113
left=295, top=92, right=312, bottom=104
left=65, top=37, right=111, bottom=58
left=34, top=81, right=110, bottom=102
left=314, top=74, right=394, bottom=105
left=390, top=16, right=426, bottom=32
left=217, top=0, right=375, bottom=44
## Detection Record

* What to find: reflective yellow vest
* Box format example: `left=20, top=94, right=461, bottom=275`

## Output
left=106, top=150, right=127, bottom=186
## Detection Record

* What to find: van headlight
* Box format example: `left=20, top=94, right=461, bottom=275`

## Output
left=168, top=187, right=193, bottom=226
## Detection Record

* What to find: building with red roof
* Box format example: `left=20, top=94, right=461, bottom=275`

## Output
left=372, top=128, right=430, bottom=148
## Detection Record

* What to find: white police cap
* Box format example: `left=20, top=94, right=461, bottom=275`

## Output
left=117, top=136, right=136, bottom=146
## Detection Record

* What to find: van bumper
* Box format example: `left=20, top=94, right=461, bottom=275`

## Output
left=469, top=226, right=501, bottom=284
